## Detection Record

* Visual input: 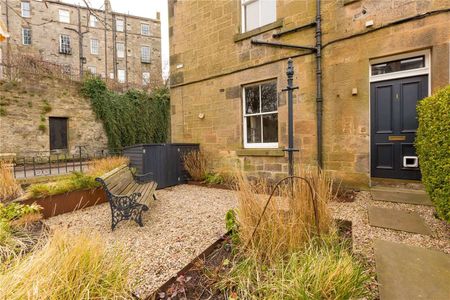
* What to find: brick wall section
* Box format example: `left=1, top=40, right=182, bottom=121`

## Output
left=0, top=78, right=107, bottom=154
left=169, top=0, right=450, bottom=187
left=0, top=0, right=162, bottom=88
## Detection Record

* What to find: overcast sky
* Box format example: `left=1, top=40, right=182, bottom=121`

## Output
left=62, top=0, right=169, bottom=79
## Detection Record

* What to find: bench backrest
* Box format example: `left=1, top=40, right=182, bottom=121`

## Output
left=97, top=165, right=135, bottom=195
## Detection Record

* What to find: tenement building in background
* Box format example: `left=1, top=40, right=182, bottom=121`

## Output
left=169, top=0, right=450, bottom=187
left=0, top=0, right=162, bottom=87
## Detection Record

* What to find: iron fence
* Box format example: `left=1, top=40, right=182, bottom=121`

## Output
left=8, top=146, right=123, bottom=179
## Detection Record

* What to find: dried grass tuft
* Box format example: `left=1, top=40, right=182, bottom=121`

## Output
left=235, top=167, right=334, bottom=262
left=0, top=230, right=134, bottom=299
left=0, top=161, right=22, bottom=203
left=183, top=150, right=208, bottom=181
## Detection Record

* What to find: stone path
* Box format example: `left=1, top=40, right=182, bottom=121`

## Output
left=374, top=240, right=450, bottom=300
left=368, top=206, right=432, bottom=235
left=370, top=187, right=450, bottom=300
left=371, top=187, right=433, bottom=206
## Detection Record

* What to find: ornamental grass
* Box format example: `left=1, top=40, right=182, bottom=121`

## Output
left=0, top=161, right=22, bottom=203
left=218, top=168, right=371, bottom=299
left=0, top=230, right=134, bottom=299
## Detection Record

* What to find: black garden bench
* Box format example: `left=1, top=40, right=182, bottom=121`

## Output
left=95, top=165, right=157, bottom=230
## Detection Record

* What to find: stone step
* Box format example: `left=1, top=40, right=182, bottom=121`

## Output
left=371, top=187, right=433, bottom=206
left=368, top=206, right=432, bottom=235
left=374, top=239, right=450, bottom=300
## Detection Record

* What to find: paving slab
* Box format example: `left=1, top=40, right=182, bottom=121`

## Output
left=368, top=206, right=432, bottom=235
left=374, top=239, right=450, bottom=300
left=371, top=188, right=433, bottom=206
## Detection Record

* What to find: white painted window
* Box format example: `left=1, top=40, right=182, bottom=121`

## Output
left=243, top=80, right=278, bottom=148
left=89, top=15, right=98, bottom=27
left=21, top=2, right=31, bottom=18
left=116, top=19, right=124, bottom=32
left=87, top=66, right=97, bottom=74
left=117, top=69, right=126, bottom=83
left=22, top=28, right=32, bottom=45
left=116, top=42, right=125, bottom=58
left=142, top=72, right=150, bottom=85
left=90, top=39, right=99, bottom=55
left=241, top=0, right=276, bottom=33
left=141, top=23, right=150, bottom=36
left=59, top=34, right=71, bottom=54
left=59, top=9, right=70, bottom=23
left=141, top=46, right=150, bottom=63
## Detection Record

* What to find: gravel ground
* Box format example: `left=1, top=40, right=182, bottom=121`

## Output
left=330, top=190, right=450, bottom=296
left=44, top=184, right=449, bottom=299
left=44, top=184, right=236, bottom=298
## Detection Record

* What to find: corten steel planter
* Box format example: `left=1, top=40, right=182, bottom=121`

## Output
left=17, top=188, right=107, bottom=219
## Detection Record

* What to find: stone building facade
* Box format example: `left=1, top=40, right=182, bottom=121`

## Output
left=169, top=0, right=450, bottom=187
left=0, top=0, right=162, bottom=88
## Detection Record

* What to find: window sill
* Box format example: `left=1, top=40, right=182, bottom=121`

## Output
left=236, top=148, right=285, bottom=157
left=234, top=19, right=283, bottom=43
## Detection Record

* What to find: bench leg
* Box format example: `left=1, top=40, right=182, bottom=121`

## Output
left=153, top=193, right=157, bottom=201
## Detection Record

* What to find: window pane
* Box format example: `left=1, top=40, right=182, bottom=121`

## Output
left=262, top=114, right=278, bottom=143
left=261, top=81, right=277, bottom=112
left=260, top=0, right=276, bottom=26
left=245, top=1, right=259, bottom=31
left=246, top=115, right=262, bottom=143
left=245, top=85, right=260, bottom=114
left=371, top=56, right=424, bottom=75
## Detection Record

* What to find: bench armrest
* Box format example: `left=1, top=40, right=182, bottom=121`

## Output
left=132, top=171, right=154, bottom=184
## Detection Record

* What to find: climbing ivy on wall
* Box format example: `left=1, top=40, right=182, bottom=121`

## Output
left=81, top=78, right=170, bottom=150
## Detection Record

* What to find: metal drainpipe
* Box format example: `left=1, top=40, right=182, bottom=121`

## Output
left=315, top=0, right=323, bottom=169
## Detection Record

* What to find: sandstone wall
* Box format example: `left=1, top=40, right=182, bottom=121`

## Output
left=169, top=0, right=450, bottom=187
left=0, top=78, right=108, bottom=154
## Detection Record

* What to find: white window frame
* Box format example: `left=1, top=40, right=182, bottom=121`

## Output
left=141, top=23, right=150, bottom=36
left=22, top=27, right=31, bottom=45
left=21, top=1, right=31, bottom=18
left=90, top=38, right=99, bottom=55
left=241, top=0, right=276, bottom=33
left=242, top=80, right=279, bottom=149
left=141, top=46, right=151, bottom=63
left=116, top=42, right=125, bottom=58
left=59, top=34, right=71, bottom=54
left=59, top=9, right=70, bottom=23
left=87, top=66, right=97, bottom=74
left=117, top=69, right=126, bottom=83
left=142, top=72, right=150, bottom=85
left=89, top=15, right=98, bottom=27
left=116, top=18, right=124, bottom=32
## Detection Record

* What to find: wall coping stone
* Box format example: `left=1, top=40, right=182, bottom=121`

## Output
left=236, top=148, right=285, bottom=157
left=234, top=19, right=284, bottom=42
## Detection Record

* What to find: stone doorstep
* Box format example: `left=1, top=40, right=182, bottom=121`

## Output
left=368, top=206, right=432, bottom=236
left=374, top=239, right=450, bottom=300
left=371, top=188, right=433, bottom=206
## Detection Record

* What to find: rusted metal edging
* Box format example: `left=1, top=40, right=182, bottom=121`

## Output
left=146, top=231, right=231, bottom=300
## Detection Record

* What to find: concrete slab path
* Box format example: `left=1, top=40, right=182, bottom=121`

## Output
left=368, top=206, right=432, bottom=235
left=371, top=187, right=433, bottom=206
left=374, top=239, right=450, bottom=300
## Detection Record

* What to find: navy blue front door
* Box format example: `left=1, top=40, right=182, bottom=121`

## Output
left=370, top=75, right=428, bottom=180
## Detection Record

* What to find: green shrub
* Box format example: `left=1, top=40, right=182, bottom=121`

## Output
left=204, top=172, right=224, bottom=185
left=0, top=202, right=41, bottom=222
left=416, top=85, right=450, bottom=222
left=81, top=77, right=170, bottom=150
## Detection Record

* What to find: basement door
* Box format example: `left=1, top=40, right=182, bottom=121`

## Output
left=49, top=117, right=68, bottom=150
left=370, top=75, right=428, bottom=180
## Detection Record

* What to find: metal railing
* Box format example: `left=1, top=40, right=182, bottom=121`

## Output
left=8, top=146, right=123, bottom=179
